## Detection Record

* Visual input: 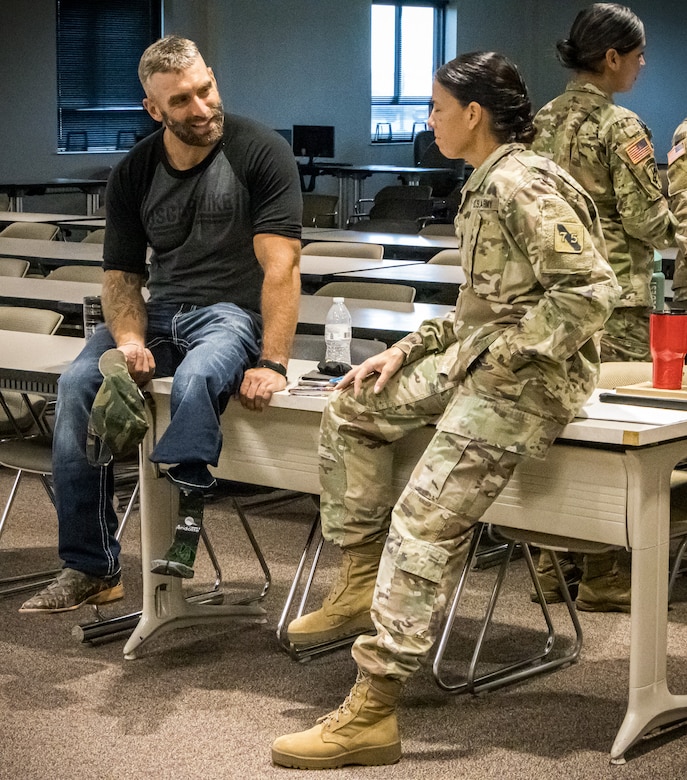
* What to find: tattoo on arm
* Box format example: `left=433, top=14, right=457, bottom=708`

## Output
left=102, top=271, right=148, bottom=341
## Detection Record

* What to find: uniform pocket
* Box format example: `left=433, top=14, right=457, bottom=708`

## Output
left=384, top=537, right=449, bottom=636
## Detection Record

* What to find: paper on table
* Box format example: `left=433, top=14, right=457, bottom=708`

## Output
left=578, top=390, right=687, bottom=425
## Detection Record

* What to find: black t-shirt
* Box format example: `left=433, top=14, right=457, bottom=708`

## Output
left=103, top=113, right=302, bottom=315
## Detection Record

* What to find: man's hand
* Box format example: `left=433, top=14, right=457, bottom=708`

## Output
left=239, top=367, right=287, bottom=411
left=338, top=346, right=405, bottom=396
left=117, top=342, right=155, bottom=385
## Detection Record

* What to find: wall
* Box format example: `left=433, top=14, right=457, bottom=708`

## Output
left=1, top=0, right=686, bottom=210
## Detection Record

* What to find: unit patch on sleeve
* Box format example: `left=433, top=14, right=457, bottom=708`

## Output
left=554, top=223, right=583, bottom=253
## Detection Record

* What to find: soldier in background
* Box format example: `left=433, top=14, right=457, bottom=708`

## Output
left=668, top=119, right=687, bottom=305
left=271, top=51, right=619, bottom=771
left=531, top=2, right=676, bottom=612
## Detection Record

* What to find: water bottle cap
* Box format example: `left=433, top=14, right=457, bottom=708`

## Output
left=333, top=296, right=345, bottom=303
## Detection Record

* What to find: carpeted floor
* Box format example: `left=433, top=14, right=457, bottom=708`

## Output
left=2, top=467, right=687, bottom=780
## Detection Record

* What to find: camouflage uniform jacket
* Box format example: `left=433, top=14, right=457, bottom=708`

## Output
left=393, top=143, right=620, bottom=457
left=532, top=81, right=675, bottom=309
left=668, top=118, right=687, bottom=299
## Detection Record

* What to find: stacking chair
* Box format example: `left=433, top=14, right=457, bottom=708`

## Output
left=0, top=307, right=64, bottom=440
left=81, top=228, right=106, bottom=244
left=65, top=131, right=88, bottom=151
left=419, top=223, right=457, bottom=237
left=314, top=281, right=416, bottom=303
left=0, top=222, right=59, bottom=240
left=0, top=306, right=65, bottom=595
left=302, top=241, right=384, bottom=260
left=431, top=360, right=687, bottom=695
left=302, top=194, right=338, bottom=228
left=276, top=336, right=388, bottom=660
left=46, top=265, right=105, bottom=283
left=0, top=257, right=30, bottom=277
left=598, top=361, right=687, bottom=601
left=349, top=185, right=436, bottom=234
left=427, top=249, right=462, bottom=266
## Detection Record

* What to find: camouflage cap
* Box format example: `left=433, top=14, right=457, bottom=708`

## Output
left=86, top=349, right=148, bottom=466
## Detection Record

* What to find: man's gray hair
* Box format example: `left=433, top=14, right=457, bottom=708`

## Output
left=138, top=35, right=201, bottom=87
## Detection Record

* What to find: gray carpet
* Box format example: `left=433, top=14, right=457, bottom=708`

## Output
left=2, top=467, right=687, bottom=780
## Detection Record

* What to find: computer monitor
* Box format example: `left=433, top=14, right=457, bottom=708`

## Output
left=274, top=128, right=292, bottom=144
left=292, top=125, right=335, bottom=164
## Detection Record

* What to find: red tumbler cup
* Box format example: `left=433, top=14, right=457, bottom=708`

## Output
left=650, top=312, right=687, bottom=389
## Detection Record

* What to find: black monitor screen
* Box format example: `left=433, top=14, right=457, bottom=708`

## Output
left=292, top=125, right=335, bottom=162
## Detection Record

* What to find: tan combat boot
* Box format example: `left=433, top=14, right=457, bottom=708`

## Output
left=287, top=538, right=384, bottom=646
left=576, top=550, right=631, bottom=613
left=271, top=671, right=402, bottom=769
left=530, top=549, right=582, bottom=604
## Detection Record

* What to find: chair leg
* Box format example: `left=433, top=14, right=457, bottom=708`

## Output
left=225, top=496, right=271, bottom=604
left=0, top=469, right=61, bottom=598
left=276, top=511, right=361, bottom=662
left=115, top=480, right=139, bottom=542
left=432, top=534, right=583, bottom=696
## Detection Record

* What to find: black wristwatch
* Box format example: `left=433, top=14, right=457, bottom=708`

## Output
left=255, top=359, right=287, bottom=377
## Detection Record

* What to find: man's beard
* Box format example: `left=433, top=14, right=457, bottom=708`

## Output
left=162, top=102, right=224, bottom=147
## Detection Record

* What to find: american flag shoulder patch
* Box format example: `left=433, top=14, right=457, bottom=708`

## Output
left=624, top=135, right=652, bottom=165
left=668, top=141, right=686, bottom=166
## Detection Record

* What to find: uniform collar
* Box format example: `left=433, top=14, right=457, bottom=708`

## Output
left=463, top=143, right=525, bottom=193
left=564, top=80, right=613, bottom=101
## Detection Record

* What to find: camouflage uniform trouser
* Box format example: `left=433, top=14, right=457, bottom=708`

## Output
left=600, top=306, right=651, bottom=362
left=319, top=352, right=524, bottom=682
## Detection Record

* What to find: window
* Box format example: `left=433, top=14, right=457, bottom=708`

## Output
left=371, top=0, right=446, bottom=143
left=56, top=0, right=162, bottom=153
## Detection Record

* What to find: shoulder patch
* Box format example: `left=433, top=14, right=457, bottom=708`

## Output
left=624, top=134, right=652, bottom=165
left=668, top=141, right=686, bottom=166
left=554, top=223, right=583, bottom=254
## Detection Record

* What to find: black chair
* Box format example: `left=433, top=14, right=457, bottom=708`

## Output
left=302, top=194, right=338, bottom=228
left=349, top=185, right=435, bottom=233
left=65, top=131, right=88, bottom=152
left=411, top=130, right=466, bottom=217
left=116, top=130, right=137, bottom=150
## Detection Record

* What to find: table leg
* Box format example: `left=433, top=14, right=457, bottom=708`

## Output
left=122, top=414, right=266, bottom=660
left=86, top=192, right=99, bottom=215
left=610, top=443, right=687, bottom=761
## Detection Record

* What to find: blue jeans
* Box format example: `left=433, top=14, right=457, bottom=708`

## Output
left=52, top=302, right=261, bottom=578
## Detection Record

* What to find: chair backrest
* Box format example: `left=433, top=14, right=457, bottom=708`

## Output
left=81, top=228, right=106, bottom=244
left=428, top=249, right=462, bottom=266
left=373, top=185, right=433, bottom=203
left=598, top=361, right=654, bottom=389
left=0, top=257, right=30, bottom=277
left=368, top=187, right=435, bottom=224
left=315, top=281, right=416, bottom=303
left=302, top=241, right=384, bottom=260
left=413, top=130, right=436, bottom=165
left=292, top=333, right=386, bottom=364
left=302, top=194, right=339, bottom=228
left=0, top=222, right=59, bottom=240
left=419, top=223, right=456, bottom=237
left=46, top=265, right=105, bottom=283
left=0, top=305, right=63, bottom=334
left=352, top=218, right=423, bottom=235
left=66, top=130, right=88, bottom=151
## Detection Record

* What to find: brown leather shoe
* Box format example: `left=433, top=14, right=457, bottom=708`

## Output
left=18, top=568, right=123, bottom=613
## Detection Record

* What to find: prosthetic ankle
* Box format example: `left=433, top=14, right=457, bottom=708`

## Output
left=150, top=489, right=204, bottom=579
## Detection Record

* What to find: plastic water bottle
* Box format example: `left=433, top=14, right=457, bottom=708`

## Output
left=651, top=250, right=665, bottom=313
left=83, top=295, right=103, bottom=340
left=325, top=297, right=352, bottom=364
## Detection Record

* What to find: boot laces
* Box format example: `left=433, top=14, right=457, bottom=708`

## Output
left=317, top=677, right=366, bottom=726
